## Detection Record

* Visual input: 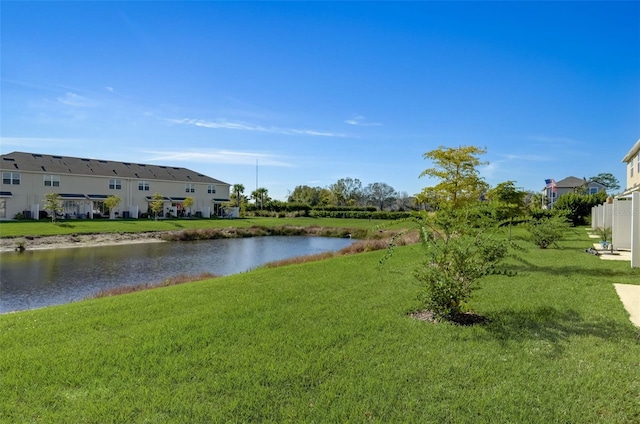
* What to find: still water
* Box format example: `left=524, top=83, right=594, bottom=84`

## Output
left=0, top=236, right=355, bottom=313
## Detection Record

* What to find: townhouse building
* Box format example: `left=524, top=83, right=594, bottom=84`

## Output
left=0, top=151, right=230, bottom=220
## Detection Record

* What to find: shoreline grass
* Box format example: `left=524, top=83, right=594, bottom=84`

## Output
left=0, top=217, right=389, bottom=238
left=1, top=226, right=639, bottom=422
left=88, top=272, right=219, bottom=299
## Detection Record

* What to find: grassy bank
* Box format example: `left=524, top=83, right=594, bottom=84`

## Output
left=0, top=217, right=385, bottom=238
left=1, top=228, right=639, bottom=422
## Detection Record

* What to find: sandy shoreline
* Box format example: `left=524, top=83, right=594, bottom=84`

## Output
left=0, top=232, right=168, bottom=252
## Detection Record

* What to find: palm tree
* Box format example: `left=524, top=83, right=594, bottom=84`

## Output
left=251, top=187, right=270, bottom=209
left=232, top=184, right=245, bottom=207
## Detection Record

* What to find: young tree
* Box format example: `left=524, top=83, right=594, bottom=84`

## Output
left=420, top=145, right=489, bottom=209
left=589, top=173, right=620, bottom=192
left=104, top=195, right=121, bottom=219
left=486, top=181, right=526, bottom=238
left=183, top=196, right=194, bottom=217
left=43, top=192, right=63, bottom=222
left=525, top=191, right=546, bottom=211
left=149, top=192, right=165, bottom=220
left=381, top=207, right=511, bottom=322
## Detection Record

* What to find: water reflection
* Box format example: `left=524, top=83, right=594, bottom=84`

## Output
left=0, top=236, right=354, bottom=313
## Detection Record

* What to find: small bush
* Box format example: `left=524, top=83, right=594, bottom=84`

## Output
left=381, top=209, right=512, bottom=322
left=414, top=231, right=509, bottom=320
left=594, top=226, right=612, bottom=243
left=524, top=216, right=570, bottom=249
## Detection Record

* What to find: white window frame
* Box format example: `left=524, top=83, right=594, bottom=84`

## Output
left=44, top=175, right=60, bottom=187
left=207, top=184, right=216, bottom=194
left=185, top=183, right=195, bottom=193
left=109, top=179, right=122, bottom=190
left=138, top=181, right=150, bottom=191
left=2, top=172, right=20, bottom=185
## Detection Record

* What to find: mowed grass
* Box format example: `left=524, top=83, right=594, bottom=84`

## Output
left=1, top=227, right=639, bottom=423
left=0, top=217, right=387, bottom=238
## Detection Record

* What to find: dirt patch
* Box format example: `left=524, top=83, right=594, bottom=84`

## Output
left=411, top=309, right=489, bottom=326
left=0, top=232, right=172, bottom=252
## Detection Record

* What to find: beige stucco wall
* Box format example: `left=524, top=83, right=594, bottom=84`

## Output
left=0, top=170, right=229, bottom=219
left=625, top=154, right=640, bottom=192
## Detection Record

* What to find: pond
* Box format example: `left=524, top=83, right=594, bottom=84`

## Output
left=0, top=236, right=355, bottom=313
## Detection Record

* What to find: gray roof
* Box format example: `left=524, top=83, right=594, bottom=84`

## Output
left=553, top=176, right=606, bottom=189
left=555, top=176, right=587, bottom=188
left=0, top=151, right=228, bottom=185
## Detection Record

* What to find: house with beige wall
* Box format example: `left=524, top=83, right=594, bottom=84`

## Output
left=0, top=151, right=230, bottom=220
left=621, top=138, right=640, bottom=195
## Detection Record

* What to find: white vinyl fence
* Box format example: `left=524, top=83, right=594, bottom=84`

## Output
left=593, top=192, right=640, bottom=268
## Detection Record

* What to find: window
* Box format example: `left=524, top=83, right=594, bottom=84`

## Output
left=207, top=184, right=216, bottom=194
left=589, top=187, right=598, bottom=194
left=109, top=179, right=122, bottom=190
left=2, top=172, right=20, bottom=185
left=185, top=183, right=195, bottom=193
left=44, top=175, right=60, bottom=187
left=631, top=162, right=634, bottom=178
left=138, top=181, right=150, bottom=191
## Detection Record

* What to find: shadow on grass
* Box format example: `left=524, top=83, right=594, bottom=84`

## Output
left=503, top=263, right=638, bottom=278
left=54, top=223, right=75, bottom=228
left=483, top=306, right=637, bottom=355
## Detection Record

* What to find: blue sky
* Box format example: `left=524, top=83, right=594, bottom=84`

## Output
left=2, top=1, right=639, bottom=200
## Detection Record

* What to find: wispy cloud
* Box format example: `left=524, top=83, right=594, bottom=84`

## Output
left=167, top=118, right=347, bottom=137
left=57, top=92, right=96, bottom=107
left=344, top=115, right=381, bottom=126
left=500, top=153, right=552, bottom=162
left=481, top=152, right=553, bottom=179
left=528, top=135, right=577, bottom=145
left=142, top=149, right=296, bottom=167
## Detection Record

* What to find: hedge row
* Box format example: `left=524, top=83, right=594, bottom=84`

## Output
left=309, top=210, right=413, bottom=219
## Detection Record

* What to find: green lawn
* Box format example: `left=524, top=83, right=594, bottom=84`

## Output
left=0, top=217, right=386, bottom=238
left=1, top=227, right=639, bottom=422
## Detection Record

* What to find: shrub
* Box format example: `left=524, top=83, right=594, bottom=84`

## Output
left=553, top=191, right=607, bottom=226
left=414, top=227, right=509, bottom=320
left=524, top=216, right=570, bottom=249
left=381, top=208, right=511, bottom=321
left=594, top=226, right=612, bottom=243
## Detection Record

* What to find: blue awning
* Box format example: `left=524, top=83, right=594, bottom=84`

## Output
left=59, top=193, right=87, bottom=199
left=0, top=191, right=12, bottom=197
left=87, top=194, right=109, bottom=200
